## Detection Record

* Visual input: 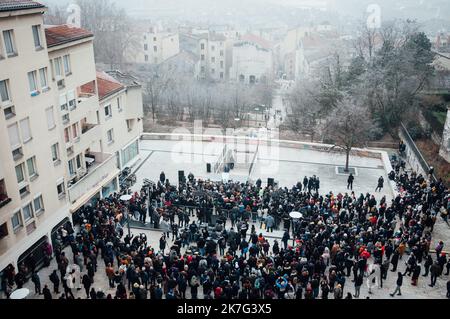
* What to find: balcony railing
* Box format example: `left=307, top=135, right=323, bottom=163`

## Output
left=0, top=195, right=12, bottom=209
left=68, top=153, right=118, bottom=204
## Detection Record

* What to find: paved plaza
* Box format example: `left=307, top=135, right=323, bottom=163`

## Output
left=3, top=138, right=449, bottom=300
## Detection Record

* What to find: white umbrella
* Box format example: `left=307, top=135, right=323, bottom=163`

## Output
left=120, top=194, right=132, bottom=201
left=10, top=288, right=30, bottom=299
left=289, top=211, right=303, bottom=219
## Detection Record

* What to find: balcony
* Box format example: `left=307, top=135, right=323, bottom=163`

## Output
left=67, top=152, right=119, bottom=206
left=0, top=179, right=11, bottom=209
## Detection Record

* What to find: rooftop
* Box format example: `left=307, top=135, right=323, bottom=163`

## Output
left=0, top=0, right=44, bottom=12
left=238, top=33, right=273, bottom=50
left=45, top=24, right=93, bottom=48
left=106, top=70, right=141, bottom=88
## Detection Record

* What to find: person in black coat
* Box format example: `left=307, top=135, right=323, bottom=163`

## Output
left=423, top=255, right=433, bottom=276
left=43, top=285, right=52, bottom=300
left=375, top=176, right=384, bottom=192
left=411, top=264, right=421, bottom=286
left=82, top=274, right=92, bottom=298
left=390, top=272, right=403, bottom=297
left=49, top=270, right=60, bottom=294
left=347, top=174, right=354, bottom=190
left=391, top=249, right=399, bottom=272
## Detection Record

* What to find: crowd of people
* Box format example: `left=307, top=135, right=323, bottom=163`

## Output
left=1, top=162, right=450, bottom=300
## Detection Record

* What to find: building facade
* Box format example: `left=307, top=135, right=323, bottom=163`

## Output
left=179, top=31, right=228, bottom=81
left=0, top=1, right=143, bottom=273
left=128, top=26, right=180, bottom=65
left=229, top=34, right=274, bottom=84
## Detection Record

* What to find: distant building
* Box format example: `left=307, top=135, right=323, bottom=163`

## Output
left=179, top=31, right=229, bottom=81
left=229, top=33, right=274, bottom=84
left=433, top=32, right=450, bottom=53
left=127, top=25, right=180, bottom=65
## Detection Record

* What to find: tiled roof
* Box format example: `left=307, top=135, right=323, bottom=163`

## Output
left=239, top=33, right=273, bottom=50
left=0, top=0, right=44, bottom=12
left=93, top=71, right=125, bottom=101
left=45, top=24, right=93, bottom=48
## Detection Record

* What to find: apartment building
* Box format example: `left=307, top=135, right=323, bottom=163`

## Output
left=128, top=26, right=180, bottom=65
left=0, top=1, right=143, bottom=273
left=229, top=33, right=274, bottom=84
left=179, top=31, right=228, bottom=81
left=0, top=0, right=71, bottom=274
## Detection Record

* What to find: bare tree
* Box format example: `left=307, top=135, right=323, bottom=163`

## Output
left=143, top=65, right=173, bottom=122
left=75, top=0, right=138, bottom=70
left=323, top=96, right=381, bottom=172
left=286, top=81, right=323, bottom=142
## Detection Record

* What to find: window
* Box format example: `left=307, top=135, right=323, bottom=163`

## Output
left=76, top=154, right=82, bottom=169
left=26, top=156, right=37, bottom=178
left=211, top=57, right=215, bottom=63
left=11, top=211, right=22, bottom=231
left=54, top=57, right=62, bottom=77
left=201, top=43, right=205, bottom=50
left=57, top=180, right=65, bottom=197
left=7, top=123, right=20, bottom=148
left=0, top=223, right=8, bottom=240
left=4, top=106, right=15, bottom=119
left=0, top=179, right=9, bottom=207
left=126, top=119, right=134, bottom=131
left=220, top=50, right=224, bottom=57
left=144, top=44, right=148, bottom=51
left=72, top=123, right=79, bottom=139
left=59, top=94, right=68, bottom=111
left=51, top=143, right=60, bottom=162
left=145, top=54, right=148, bottom=62
left=105, top=105, right=112, bottom=118
left=220, top=61, right=224, bottom=68
left=67, top=90, right=76, bottom=110
left=64, top=127, right=70, bottom=143
left=211, top=45, right=215, bottom=51
left=28, top=71, right=38, bottom=94
left=211, top=68, right=215, bottom=74
left=33, top=195, right=44, bottom=215
left=46, top=107, right=55, bottom=130
left=121, top=140, right=139, bottom=166
left=62, top=113, right=70, bottom=124
left=22, top=203, right=34, bottom=222
left=20, top=118, right=32, bottom=142
left=153, top=37, right=157, bottom=41
left=12, top=148, right=23, bottom=161
left=201, top=66, right=205, bottom=73
left=220, top=72, right=224, bottom=79
left=107, top=129, right=114, bottom=143
left=117, top=96, right=123, bottom=111
left=153, top=46, right=157, bottom=52
left=15, top=163, right=25, bottom=184
left=19, top=185, right=29, bottom=198
left=201, top=54, right=205, bottom=61
left=39, top=68, right=48, bottom=90
left=0, top=79, right=10, bottom=103
left=32, top=25, right=42, bottom=49
left=63, top=55, right=71, bottom=75
left=68, top=159, right=76, bottom=176
left=3, top=30, right=16, bottom=56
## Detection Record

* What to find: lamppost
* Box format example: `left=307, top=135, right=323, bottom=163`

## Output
left=120, top=194, right=132, bottom=237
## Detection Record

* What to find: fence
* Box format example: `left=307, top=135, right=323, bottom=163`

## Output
left=399, top=123, right=437, bottom=183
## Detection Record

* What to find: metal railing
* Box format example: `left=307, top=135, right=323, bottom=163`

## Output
left=400, top=122, right=438, bottom=183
